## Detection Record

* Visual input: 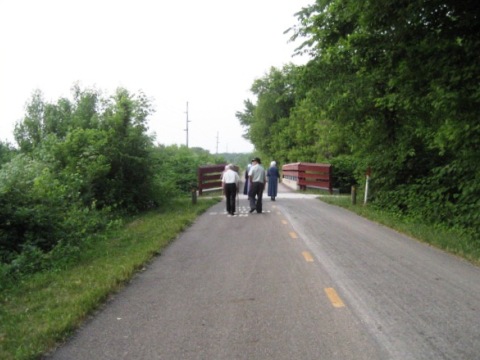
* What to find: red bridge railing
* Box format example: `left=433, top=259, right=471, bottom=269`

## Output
left=197, top=164, right=226, bottom=195
left=197, top=164, right=241, bottom=195
left=282, top=162, right=332, bottom=194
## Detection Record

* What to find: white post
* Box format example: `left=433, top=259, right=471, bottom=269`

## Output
left=364, top=175, right=370, bottom=205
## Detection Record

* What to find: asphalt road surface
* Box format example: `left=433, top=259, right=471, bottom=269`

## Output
left=47, top=184, right=480, bottom=360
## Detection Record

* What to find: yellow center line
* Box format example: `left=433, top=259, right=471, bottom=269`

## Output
left=281, top=220, right=288, bottom=225
left=325, top=287, right=345, bottom=308
left=302, top=251, right=314, bottom=262
left=289, top=231, right=298, bottom=239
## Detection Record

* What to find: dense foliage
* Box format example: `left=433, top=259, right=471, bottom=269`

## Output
left=237, top=0, right=479, bottom=236
left=152, top=145, right=225, bottom=196
left=0, top=141, right=16, bottom=167
left=0, top=86, right=224, bottom=278
left=220, top=152, right=255, bottom=170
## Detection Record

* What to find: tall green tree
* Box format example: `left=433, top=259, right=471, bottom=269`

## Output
left=0, top=141, right=16, bottom=168
left=240, top=0, right=479, bottom=232
left=94, top=88, right=156, bottom=211
left=1, top=86, right=160, bottom=263
left=236, top=65, right=302, bottom=161
left=14, top=90, right=45, bottom=152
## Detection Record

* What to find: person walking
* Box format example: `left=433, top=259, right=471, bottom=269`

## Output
left=248, top=157, right=266, bottom=213
left=267, top=161, right=280, bottom=201
left=222, top=164, right=240, bottom=215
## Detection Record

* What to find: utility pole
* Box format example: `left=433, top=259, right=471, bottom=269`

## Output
left=216, top=132, right=219, bottom=154
left=184, top=102, right=191, bottom=147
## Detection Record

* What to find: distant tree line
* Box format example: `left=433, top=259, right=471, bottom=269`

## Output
left=236, top=0, right=479, bottom=236
left=219, top=153, right=255, bottom=170
left=0, top=85, right=224, bottom=279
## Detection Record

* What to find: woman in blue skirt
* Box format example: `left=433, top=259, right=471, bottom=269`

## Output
left=267, top=161, right=280, bottom=201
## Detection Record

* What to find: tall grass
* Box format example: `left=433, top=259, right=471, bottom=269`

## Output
left=0, top=197, right=220, bottom=360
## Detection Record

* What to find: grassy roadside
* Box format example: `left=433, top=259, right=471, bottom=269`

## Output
left=0, top=197, right=220, bottom=360
left=319, top=194, right=480, bottom=265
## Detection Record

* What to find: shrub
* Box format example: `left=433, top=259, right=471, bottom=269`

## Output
left=330, top=155, right=357, bottom=193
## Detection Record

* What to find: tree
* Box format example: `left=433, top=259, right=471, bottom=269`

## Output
left=0, top=141, right=16, bottom=168
left=14, top=90, right=45, bottom=152
left=2, top=86, right=161, bottom=262
left=236, top=65, right=301, bottom=158
left=239, top=0, right=479, bottom=232
left=152, top=145, right=224, bottom=195
left=1, top=85, right=234, bottom=274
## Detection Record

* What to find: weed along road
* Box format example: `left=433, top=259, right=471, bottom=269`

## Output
left=47, top=184, right=480, bottom=360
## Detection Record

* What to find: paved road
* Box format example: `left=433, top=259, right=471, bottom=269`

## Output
left=47, top=184, right=480, bottom=359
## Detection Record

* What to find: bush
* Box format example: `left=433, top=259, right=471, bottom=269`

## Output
left=0, top=86, right=227, bottom=277
left=330, top=155, right=357, bottom=193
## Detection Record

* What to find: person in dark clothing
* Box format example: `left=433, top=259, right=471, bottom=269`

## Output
left=243, top=163, right=252, bottom=195
left=248, top=157, right=266, bottom=213
left=267, top=161, right=280, bottom=201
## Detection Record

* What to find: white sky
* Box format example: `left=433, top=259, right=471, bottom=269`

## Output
left=0, top=0, right=311, bottom=153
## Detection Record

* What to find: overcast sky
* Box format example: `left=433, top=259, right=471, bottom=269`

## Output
left=0, top=0, right=312, bottom=153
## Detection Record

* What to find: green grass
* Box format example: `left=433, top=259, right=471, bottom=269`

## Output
left=319, top=194, right=480, bottom=265
left=0, top=197, right=220, bottom=360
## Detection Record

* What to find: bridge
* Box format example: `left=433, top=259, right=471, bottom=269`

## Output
left=197, top=162, right=333, bottom=195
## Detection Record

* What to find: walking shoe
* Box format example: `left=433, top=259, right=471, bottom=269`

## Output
left=249, top=208, right=255, bottom=213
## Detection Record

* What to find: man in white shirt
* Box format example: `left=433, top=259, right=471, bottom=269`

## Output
left=221, top=164, right=240, bottom=215
left=248, top=157, right=266, bottom=213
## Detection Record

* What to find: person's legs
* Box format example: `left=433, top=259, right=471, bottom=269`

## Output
left=225, top=192, right=231, bottom=214
left=225, top=184, right=234, bottom=214
left=249, top=182, right=258, bottom=212
left=231, top=184, right=236, bottom=214
left=256, top=183, right=264, bottom=213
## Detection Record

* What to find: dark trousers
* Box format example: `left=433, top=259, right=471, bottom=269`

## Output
left=225, top=183, right=237, bottom=213
left=249, top=182, right=264, bottom=213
